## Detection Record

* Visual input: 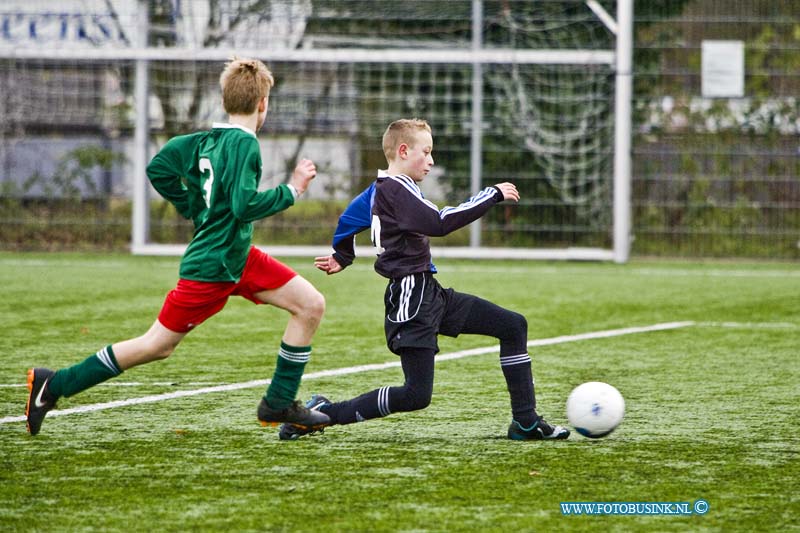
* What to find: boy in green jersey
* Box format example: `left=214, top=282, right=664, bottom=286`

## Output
left=25, top=58, right=330, bottom=436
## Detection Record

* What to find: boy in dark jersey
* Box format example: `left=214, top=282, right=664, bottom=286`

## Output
left=282, top=118, right=568, bottom=441
left=25, top=58, right=330, bottom=435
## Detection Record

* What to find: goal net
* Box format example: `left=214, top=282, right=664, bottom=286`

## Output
left=0, top=0, right=631, bottom=261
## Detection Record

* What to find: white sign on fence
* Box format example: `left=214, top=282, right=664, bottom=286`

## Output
left=702, top=40, right=745, bottom=98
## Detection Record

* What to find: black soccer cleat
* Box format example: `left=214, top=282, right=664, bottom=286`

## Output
left=25, top=368, right=57, bottom=436
left=507, top=417, right=570, bottom=441
left=278, top=395, right=332, bottom=441
left=257, top=397, right=330, bottom=431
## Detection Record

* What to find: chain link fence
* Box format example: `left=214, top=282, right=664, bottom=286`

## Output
left=0, top=1, right=797, bottom=259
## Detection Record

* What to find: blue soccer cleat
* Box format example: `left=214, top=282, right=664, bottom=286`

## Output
left=507, top=417, right=570, bottom=441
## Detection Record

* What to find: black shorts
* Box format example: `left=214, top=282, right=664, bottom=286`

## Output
left=383, top=272, right=476, bottom=355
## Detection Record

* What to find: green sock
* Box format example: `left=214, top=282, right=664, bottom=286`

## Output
left=264, top=342, right=310, bottom=409
left=48, top=345, right=122, bottom=399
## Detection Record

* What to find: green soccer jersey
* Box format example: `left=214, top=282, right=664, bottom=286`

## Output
left=146, top=123, right=296, bottom=282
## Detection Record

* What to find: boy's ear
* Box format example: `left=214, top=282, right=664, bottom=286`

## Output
left=398, top=143, right=409, bottom=159
left=257, top=96, right=267, bottom=113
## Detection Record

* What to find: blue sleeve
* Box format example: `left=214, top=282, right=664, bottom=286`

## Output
left=331, top=182, right=375, bottom=268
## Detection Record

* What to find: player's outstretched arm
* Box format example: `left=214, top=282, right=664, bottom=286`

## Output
left=314, top=255, right=343, bottom=275
left=396, top=181, right=519, bottom=237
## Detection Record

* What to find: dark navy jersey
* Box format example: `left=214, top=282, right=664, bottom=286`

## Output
left=331, top=170, right=502, bottom=279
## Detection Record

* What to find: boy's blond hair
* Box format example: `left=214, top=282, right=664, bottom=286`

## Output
left=219, top=57, right=274, bottom=115
left=382, top=119, right=432, bottom=162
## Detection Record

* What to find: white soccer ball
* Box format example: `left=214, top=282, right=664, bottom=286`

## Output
left=566, top=381, right=625, bottom=438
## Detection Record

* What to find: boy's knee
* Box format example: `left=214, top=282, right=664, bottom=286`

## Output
left=507, top=311, right=527, bottom=338
left=296, top=288, right=325, bottom=324
left=151, top=345, right=174, bottom=360
left=308, top=289, right=325, bottom=319
left=492, top=310, right=528, bottom=350
left=396, top=384, right=432, bottom=412
left=145, top=339, right=177, bottom=360
left=407, top=390, right=431, bottom=411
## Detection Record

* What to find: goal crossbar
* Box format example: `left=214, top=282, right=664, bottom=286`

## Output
left=0, top=46, right=614, bottom=65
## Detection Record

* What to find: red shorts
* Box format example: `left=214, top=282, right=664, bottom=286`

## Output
left=158, top=247, right=297, bottom=333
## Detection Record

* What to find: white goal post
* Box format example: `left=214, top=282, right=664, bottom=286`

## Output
left=0, top=0, right=633, bottom=263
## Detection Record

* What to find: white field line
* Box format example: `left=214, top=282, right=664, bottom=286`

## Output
left=696, top=321, right=800, bottom=330
left=0, top=321, right=694, bottom=426
left=0, top=382, right=224, bottom=388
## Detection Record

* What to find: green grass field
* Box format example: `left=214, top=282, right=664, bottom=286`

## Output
left=1, top=253, right=798, bottom=532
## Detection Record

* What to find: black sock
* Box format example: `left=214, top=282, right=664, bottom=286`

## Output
left=321, top=387, right=391, bottom=425
left=500, top=354, right=537, bottom=426
left=321, top=348, right=435, bottom=425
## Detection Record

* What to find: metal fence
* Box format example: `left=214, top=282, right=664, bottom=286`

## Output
left=0, top=0, right=797, bottom=260
left=632, top=0, right=800, bottom=258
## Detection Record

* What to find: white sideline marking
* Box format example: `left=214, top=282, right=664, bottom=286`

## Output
left=697, top=321, right=800, bottom=330
left=0, top=321, right=693, bottom=426
left=0, top=382, right=220, bottom=389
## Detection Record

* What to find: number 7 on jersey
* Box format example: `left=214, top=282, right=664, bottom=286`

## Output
left=199, top=157, right=215, bottom=208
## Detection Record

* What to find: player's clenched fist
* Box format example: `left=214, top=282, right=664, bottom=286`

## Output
left=291, top=158, right=317, bottom=195
left=494, top=182, right=519, bottom=202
